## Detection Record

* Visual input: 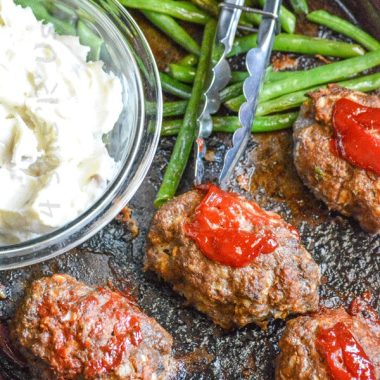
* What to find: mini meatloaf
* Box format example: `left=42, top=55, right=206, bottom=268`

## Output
left=145, top=188, right=320, bottom=329
left=293, top=85, right=380, bottom=233
left=276, top=302, right=380, bottom=379
left=12, top=274, right=174, bottom=380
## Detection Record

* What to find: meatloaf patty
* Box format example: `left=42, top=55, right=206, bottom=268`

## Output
left=276, top=302, right=380, bottom=379
left=293, top=85, right=380, bottom=233
left=145, top=189, right=320, bottom=329
left=12, top=274, right=174, bottom=380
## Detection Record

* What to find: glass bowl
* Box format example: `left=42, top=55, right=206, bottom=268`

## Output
left=0, top=0, right=162, bottom=269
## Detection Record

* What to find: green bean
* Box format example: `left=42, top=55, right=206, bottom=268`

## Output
left=307, top=10, right=380, bottom=52
left=163, top=101, right=188, bottom=117
left=189, top=0, right=218, bottom=17
left=260, top=72, right=380, bottom=114
left=216, top=113, right=299, bottom=133
left=227, top=34, right=257, bottom=57
left=219, top=72, right=290, bottom=103
left=155, top=20, right=217, bottom=207
left=119, top=0, right=210, bottom=24
left=339, top=71, right=380, bottom=92
left=142, top=11, right=200, bottom=55
left=279, top=6, right=297, bottom=34
left=289, top=0, right=309, bottom=14
left=224, top=88, right=310, bottom=113
left=77, top=21, right=103, bottom=61
left=242, top=12, right=262, bottom=27
left=219, top=70, right=302, bottom=103
left=258, top=0, right=296, bottom=34
left=268, top=70, right=306, bottom=82
left=239, top=0, right=262, bottom=26
left=229, top=33, right=365, bottom=58
left=231, top=69, right=308, bottom=84
left=178, top=54, right=198, bottom=66
left=15, top=0, right=77, bottom=35
left=161, top=112, right=299, bottom=136
left=242, top=0, right=262, bottom=26
left=170, top=63, right=231, bottom=83
left=220, top=82, right=244, bottom=102
left=168, top=63, right=309, bottom=85
left=45, top=2, right=78, bottom=21
left=217, top=76, right=265, bottom=104
left=225, top=72, right=380, bottom=114
left=259, top=50, right=380, bottom=101
left=230, top=72, right=248, bottom=83
left=168, top=64, right=196, bottom=83
left=275, top=34, right=365, bottom=57
left=160, top=73, right=192, bottom=99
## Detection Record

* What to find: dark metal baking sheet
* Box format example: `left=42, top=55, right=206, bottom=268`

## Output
left=0, top=1, right=379, bottom=379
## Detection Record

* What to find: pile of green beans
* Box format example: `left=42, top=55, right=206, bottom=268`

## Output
left=21, top=0, right=380, bottom=206
left=163, top=72, right=380, bottom=118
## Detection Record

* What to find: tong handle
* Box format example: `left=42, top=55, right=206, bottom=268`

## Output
left=194, top=0, right=244, bottom=185
left=219, top=0, right=282, bottom=188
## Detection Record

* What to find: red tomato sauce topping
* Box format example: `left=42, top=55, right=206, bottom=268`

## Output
left=332, top=98, right=380, bottom=176
left=38, top=287, right=142, bottom=378
left=184, top=184, right=299, bottom=267
left=316, top=322, right=376, bottom=380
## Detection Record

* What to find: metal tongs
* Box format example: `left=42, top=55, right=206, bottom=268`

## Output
left=195, top=0, right=282, bottom=188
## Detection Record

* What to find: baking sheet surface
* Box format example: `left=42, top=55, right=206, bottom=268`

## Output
left=0, top=1, right=379, bottom=379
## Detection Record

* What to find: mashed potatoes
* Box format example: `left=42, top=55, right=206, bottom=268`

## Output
left=0, top=0, right=123, bottom=244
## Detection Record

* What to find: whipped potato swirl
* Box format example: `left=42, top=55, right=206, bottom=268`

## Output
left=0, top=0, right=123, bottom=244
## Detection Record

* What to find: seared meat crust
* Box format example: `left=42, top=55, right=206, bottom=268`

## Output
left=12, top=274, right=173, bottom=380
left=293, top=85, right=380, bottom=233
left=276, top=308, right=380, bottom=380
left=145, top=190, right=320, bottom=329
